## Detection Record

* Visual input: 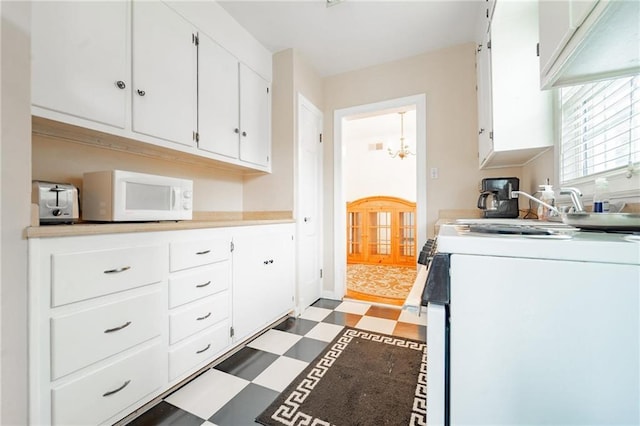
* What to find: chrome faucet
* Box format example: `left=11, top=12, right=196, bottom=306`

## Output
left=559, top=187, right=585, bottom=213
left=510, top=190, right=561, bottom=215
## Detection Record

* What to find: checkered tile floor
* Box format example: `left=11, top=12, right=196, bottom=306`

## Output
left=126, top=299, right=427, bottom=426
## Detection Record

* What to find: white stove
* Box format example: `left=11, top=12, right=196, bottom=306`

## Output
left=426, top=219, right=640, bottom=425
left=438, top=219, right=640, bottom=264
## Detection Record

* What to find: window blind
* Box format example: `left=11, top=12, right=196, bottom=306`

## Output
left=560, top=75, right=640, bottom=183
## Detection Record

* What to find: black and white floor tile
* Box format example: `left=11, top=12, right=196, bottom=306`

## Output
left=126, top=299, right=427, bottom=426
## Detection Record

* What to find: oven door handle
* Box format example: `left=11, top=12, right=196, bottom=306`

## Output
left=423, top=253, right=451, bottom=305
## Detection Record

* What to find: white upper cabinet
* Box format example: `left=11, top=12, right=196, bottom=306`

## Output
left=198, top=38, right=271, bottom=169
left=198, top=34, right=240, bottom=160
left=30, top=0, right=273, bottom=173
left=476, top=31, right=493, bottom=166
left=539, top=0, right=639, bottom=89
left=538, top=0, right=576, bottom=78
left=31, top=1, right=129, bottom=129
left=239, top=64, right=271, bottom=168
left=476, top=0, right=553, bottom=169
left=132, top=1, right=197, bottom=147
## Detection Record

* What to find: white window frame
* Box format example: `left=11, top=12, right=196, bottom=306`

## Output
left=555, top=76, right=640, bottom=205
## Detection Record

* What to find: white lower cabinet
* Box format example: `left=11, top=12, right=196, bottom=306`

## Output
left=29, top=223, right=294, bottom=425
left=169, top=321, right=230, bottom=381
left=169, top=293, right=229, bottom=345
left=167, top=230, right=233, bottom=384
left=52, top=343, right=163, bottom=426
left=232, top=224, right=295, bottom=342
left=29, top=233, right=169, bottom=426
left=51, top=291, right=162, bottom=380
left=169, top=262, right=230, bottom=308
left=51, top=245, right=163, bottom=307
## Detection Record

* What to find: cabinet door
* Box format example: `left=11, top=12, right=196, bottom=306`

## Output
left=476, top=31, right=493, bottom=166
left=198, top=34, right=240, bottom=159
left=239, top=64, right=271, bottom=167
left=366, top=211, right=393, bottom=265
left=395, top=210, right=416, bottom=266
left=31, top=1, right=129, bottom=128
left=132, top=1, right=196, bottom=147
left=538, top=0, right=574, bottom=75
left=232, top=227, right=294, bottom=342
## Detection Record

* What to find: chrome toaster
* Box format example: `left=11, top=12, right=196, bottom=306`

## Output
left=32, top=181, right=79, bottom=224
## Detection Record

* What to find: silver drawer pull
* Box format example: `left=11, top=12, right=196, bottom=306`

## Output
left=196, top=312, right=211, bottom=321
left=195, top=250, right=211, bottom=255
left=196, top=343, right=211, bottom=354
left=196, top=281, right=211, bottom=288
left=104, top=266, right=131, bottom=274
left=104, top=321, right=132, bottom=334
left=102, top=379, right=131, bottom=397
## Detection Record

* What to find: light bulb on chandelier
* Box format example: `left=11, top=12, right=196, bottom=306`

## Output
left=388, top=111, right=415, bottom=159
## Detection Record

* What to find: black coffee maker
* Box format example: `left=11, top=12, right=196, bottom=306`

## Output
left=477, top=177, right=519, bottom=218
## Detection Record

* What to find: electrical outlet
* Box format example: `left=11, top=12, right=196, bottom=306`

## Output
left=430, top=167, right=439, bottom=179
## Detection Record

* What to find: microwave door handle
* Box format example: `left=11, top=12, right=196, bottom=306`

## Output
left=171, top=188, right=178, bottom=210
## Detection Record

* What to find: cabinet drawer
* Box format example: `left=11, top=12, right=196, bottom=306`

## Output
left=52, top=245, right=163, bottom=307
left=170, top=238, right=230, bottom=272
left=169, top=292, right=228, bottom=344
left=52, top=342, right=163, bottom=426
left=169, top=261, right=230, bottom=308
left=51, top=291, right=162, bottom=380
left=169, top=321, right=230, bottom=381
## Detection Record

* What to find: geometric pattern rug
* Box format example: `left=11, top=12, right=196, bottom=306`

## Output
left=256, top=327, right=427, bottom=426
left=347, top=264, right=417, bottom=300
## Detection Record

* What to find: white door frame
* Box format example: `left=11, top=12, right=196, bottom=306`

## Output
left=295, top=93, right=323, bottom=315
left=332, top=94, right=427, bottom=300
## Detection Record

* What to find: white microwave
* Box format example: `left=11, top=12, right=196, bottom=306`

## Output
left=82, top=170, right=193, bottom=222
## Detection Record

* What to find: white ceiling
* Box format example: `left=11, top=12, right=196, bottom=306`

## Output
left=218, top=0, right=485, bottom=77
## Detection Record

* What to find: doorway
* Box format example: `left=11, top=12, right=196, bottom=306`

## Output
left=333, top=94, right=427, bottom=305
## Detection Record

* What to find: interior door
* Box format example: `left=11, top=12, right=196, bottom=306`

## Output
left=296, top=95, right=323, bottom=313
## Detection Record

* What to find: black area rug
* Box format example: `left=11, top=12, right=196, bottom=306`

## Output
left=256, top=327, right=426, bottom=426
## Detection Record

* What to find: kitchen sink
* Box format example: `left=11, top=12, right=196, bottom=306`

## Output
left=562, top=212, right=640, bottom=232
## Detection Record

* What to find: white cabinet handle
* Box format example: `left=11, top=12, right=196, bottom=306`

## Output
left=196, top=312, right=211, bottom=321
left=104, top=321, right=132, bottom=334
left=103, top=266, right=131, bottom=274
left=196, top=281, right=211, bottom=288
left=102, top=379, right=131, bottom=397
left=196, top=250, right=211, bottom=255
left=196, top=343, right=211, bottom=354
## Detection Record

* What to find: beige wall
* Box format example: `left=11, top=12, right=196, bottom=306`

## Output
left=1, top=1, right=31, bottom=424
left=322, top=43, right=523, bottom=293
left=243, top=50, right=295, bottom=212
left=32, top=134, right=244, bottom=212
left=243, top=48, right=323, bottom=213
left=521, top=149, right=556, bottom=194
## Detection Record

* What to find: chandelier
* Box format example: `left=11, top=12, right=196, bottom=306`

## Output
left=388, top=111, right=415, bottom=159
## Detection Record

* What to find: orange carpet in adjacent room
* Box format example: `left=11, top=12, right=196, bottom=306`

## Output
left=346, top=264, right=417, bottom=306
